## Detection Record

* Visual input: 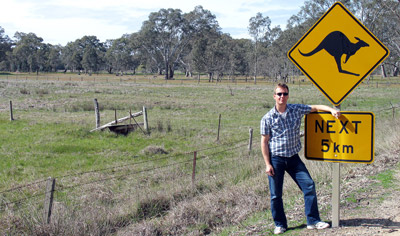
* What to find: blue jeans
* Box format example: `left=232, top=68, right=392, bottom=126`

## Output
left=268, top=154, right=321, bottom=228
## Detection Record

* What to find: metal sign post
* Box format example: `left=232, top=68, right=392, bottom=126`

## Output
left=332, top=105, right=340, bottom=228
left=332, top=162, right=340, bottom=227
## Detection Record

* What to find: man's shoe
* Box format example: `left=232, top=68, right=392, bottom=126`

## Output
left=307, top=221, right=330, bottom=230
left=274, top=226, right=286, bottom=234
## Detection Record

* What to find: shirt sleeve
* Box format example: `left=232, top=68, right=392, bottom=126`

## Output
left=260, top=115, right=269, bottom=135
left=295, top=104, right=312, bottom=115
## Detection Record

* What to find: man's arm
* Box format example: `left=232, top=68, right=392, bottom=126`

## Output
left=310, top=105, right=341, bottom=119
left=261, top=134, right=274, bottom=176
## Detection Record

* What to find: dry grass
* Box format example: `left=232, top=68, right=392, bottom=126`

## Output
left=0, top=74, right=399, bottom=235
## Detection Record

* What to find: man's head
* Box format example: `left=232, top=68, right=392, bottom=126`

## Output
left=273, top=83, right=289, bottom=106
left=274, top=83, right=289, bottom=95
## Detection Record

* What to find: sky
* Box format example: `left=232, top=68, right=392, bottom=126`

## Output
left=1, top=0, right=305, bottom=46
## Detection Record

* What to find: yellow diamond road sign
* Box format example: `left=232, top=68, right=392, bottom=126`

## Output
left=288, top=2, right=389, bottom=106
left=305, top=112, right=374, bottom=164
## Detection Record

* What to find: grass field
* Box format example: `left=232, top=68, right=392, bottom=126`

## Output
left=0, top=73, right=399, bottom=235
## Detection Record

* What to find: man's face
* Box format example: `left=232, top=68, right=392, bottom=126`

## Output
left=273, top=86, right=289, bottom=106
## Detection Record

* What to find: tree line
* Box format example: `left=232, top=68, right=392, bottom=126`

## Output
left=0, top=0, right=398, bottom=82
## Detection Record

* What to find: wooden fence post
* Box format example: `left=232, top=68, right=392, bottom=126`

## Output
left=192, top=151, right=197, bottom=187
left=94, top=99, right=100, bottom=128
left=217, top=114, right=221, bottom=142
left=143, top=106, right=149, bottom=133
left=43, top=177, right=56, bottom=224
left=9, top=101, right=14, bottom=121
left=390, top=102, right=395, bottom=119
left=248, top=128, right=253, bottom=152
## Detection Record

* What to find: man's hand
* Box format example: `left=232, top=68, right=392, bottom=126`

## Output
left=331, top=109, right=341, bottom=119
left=266, top=164, right=274, bottom=176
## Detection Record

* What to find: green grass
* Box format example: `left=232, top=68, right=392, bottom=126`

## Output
left=0, top=73, right=399, bottom=235
left=370, top=170, right=395, bottom=189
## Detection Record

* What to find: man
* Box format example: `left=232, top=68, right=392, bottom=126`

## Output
left=260, top=83, right=340, bottom=234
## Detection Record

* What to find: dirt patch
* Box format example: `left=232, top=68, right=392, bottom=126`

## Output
left=301, top=167, right=400, bottom=236
left=233, top=148, right=400, bottom=236
left=291, top=149, right=400, bottom=236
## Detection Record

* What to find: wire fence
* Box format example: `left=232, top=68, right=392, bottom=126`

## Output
left=1, top=103, right=399, bottom=201
left=0, top=134, right=255, bottom=224
left=1, top=73, right=400, bottom=87
left=1, top=98, right=399, bottom=227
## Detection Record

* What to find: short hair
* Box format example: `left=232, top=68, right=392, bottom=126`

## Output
left=274, top=83, right=289, bottom=94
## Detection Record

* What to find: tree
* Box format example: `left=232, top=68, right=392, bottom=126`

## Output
left=248, top=13, right=271, bottom=84
left=105, top=33, right=141, bottom=75
left=0, top=26, right=13, bottom=70
left=229, top=38, right=252, bottom=78
left=82, top=46, right=98, bottom=74
left=138, top=7, right=217, bottom=79
left=358, top=0, right=400, bottom=77
left=47, top=45, right=63, bottom=72
left=61, top=36, right=105, bottom=74
left=106, top=37, right=127, bottom=74
left=79, top=36, right=105, bottom=74
left=61, top=42, right=79, bottom=72
left=379, top=0, right=400, bottom=76
left=192, top=32, right=233, bottom=82
left=183, top=6, right=221, bottom=77
left=139, top=8, right=187, bottom=79
left=11, top=32, right=46, bottom=73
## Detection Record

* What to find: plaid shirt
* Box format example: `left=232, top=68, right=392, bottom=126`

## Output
left=260, top=104, right=312, bottom=157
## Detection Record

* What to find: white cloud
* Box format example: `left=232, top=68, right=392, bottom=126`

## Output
left=1, top=0, right=305, bottom=45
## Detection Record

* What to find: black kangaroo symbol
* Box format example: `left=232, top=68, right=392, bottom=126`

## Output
left=299, top=31, right=369, bottom=76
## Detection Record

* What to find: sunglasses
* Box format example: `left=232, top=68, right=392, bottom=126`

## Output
left=276, top=92, right=289, bottom=97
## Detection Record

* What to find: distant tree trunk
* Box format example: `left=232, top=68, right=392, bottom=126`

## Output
left=165, top=61, right=169, bottom=80
left=393, top=62, right=399, bottom=77
left=169, top=65, right=174, bottom=79
left=381, top=64, right=387, bottom=78
left=185, top=70, right=191, bottom=77
left=208, top=72, right=213, bottom=82
left=253, top=43, right=258, bottom=84
left=254, top=58, right=257, bottom=84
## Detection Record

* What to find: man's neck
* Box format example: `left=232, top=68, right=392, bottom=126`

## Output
left=275, top=104, right=287, bottom=114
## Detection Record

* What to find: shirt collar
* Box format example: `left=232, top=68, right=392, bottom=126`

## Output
left=273, top=104, right=291, bottom=116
